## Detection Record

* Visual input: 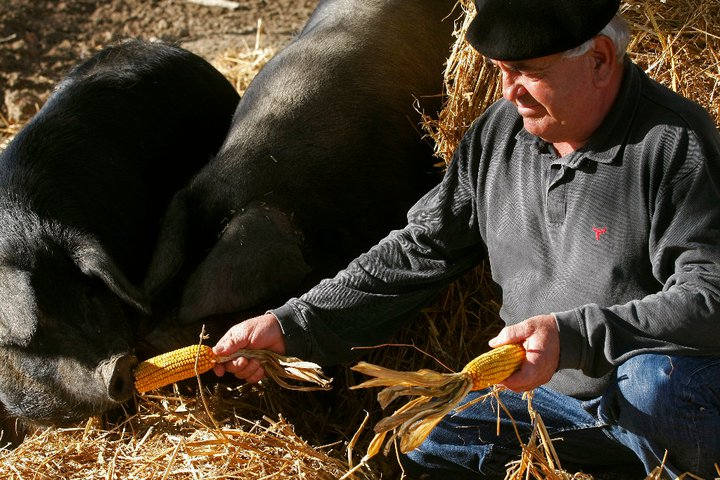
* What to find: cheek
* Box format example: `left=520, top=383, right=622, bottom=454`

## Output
left=532, top=89, right=572, bottom=123
left=520, top=89, right=554, bottom=121
left=549, top=73, right=594, bottom=119
left=519, top=80, right=556, bottom=112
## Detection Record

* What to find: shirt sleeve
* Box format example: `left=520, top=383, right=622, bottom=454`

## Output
left=555, top=127, right=720, bottom=377
left=273, top=134, right=487, bottom=365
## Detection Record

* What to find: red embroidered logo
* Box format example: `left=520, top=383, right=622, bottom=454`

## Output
left=592, top=226, right=607, bottom=241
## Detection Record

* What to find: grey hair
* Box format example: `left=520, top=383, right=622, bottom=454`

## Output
left=563, top=15, right=631, bottom=61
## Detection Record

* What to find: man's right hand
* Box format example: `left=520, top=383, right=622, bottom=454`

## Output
left=212, top=312, right=286, bottom=383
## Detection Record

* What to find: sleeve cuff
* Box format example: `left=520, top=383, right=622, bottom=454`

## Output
left=553, top=308, right=586, bottom=370
left=270, top=301, right=311, bottom=360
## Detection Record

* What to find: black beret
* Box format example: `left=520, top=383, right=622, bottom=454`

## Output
left=465, top=0, right=621, bottom=61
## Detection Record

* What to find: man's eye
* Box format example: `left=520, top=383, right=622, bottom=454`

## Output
left=522, top=70, right=545, bottom=79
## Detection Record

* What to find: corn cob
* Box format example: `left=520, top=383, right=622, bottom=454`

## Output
left=134, top=344, right=216, bottom=393
left=133, top=344, right=334, bottom=394
left=349, top=344, right=526, bottom=462
left=462, top=343, right=526, bottom=390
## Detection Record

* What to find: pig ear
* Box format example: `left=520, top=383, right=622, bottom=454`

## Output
left=142, top=192, right=189, bottom=298
left=73, top=242, right=151, bottom=315
left=177, top=206, right=311, bottom=323
left=0, top=268, right=37, bottom=346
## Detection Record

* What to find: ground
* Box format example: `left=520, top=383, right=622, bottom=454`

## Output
left=0, top=0, right=318, bottom=137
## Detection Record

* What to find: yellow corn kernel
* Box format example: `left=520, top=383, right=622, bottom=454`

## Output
left=461, top=344, right=525, bottom=390
left=133, top=344, right=216, bottom=393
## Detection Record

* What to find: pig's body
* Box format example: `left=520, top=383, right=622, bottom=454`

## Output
left=0, top=40, right=239, bottom=430
left=144, top=0, right=457, bottom=331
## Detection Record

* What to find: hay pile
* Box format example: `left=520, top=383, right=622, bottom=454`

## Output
left=623, top=0, right=720, bottom=126
left=1, top=1, right=719, bottom=479
left=0, top=386, right=367, bottom=479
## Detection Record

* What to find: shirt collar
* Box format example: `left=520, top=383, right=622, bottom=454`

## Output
left=516, top=59, right=641, bottom=168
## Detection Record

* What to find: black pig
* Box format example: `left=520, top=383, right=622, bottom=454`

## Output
left=0, top=39, right=239, bottom=432
left=143, top=0, right=458, bottom=338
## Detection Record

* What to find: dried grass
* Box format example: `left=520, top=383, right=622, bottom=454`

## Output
left=1, top=1, right=719, bottom=479
left=623, top=0, right=720, bottom=125
left=211, top=19, right=276, bottom=96
left=0, top=387, right=367, bottom=480
left=0, top=109, right=22, bottom=152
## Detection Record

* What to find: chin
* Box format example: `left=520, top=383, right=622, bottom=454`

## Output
left=522, top=121, right=548, bottom=138
left=522, top=119, right=560, bottom=142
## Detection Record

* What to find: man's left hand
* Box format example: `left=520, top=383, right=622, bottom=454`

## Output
left=488, top=314, right=560, bottom=392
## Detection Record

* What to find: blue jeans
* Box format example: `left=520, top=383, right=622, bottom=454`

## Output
left=403, top=354, right=720, bottom=479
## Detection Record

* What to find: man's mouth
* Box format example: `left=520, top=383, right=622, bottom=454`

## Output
left=515, top=98, right=544, bottom=117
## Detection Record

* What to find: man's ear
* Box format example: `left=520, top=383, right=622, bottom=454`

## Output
left=590, top=35, right=618, bottom=87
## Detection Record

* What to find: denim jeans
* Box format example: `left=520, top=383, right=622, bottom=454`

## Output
left=402, top=354, right=720, bottom=479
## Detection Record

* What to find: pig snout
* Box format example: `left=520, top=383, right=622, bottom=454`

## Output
left=100, top=353, right=138, bottom=402
left=0, top=349, right=139, bottom=427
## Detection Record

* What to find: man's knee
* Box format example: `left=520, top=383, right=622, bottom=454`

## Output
left=402, top=442, right=495, bottom=480
left=609, top=354, right=720, bottom=477
left=614, top=354, right=684, bottom=418
left=614, top=354, right=720, bottom=419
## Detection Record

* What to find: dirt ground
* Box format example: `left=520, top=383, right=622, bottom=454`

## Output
left=0, top=0, right=318, bottom=138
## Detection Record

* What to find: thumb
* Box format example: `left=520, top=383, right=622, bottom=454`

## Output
left=212, top=323, right=249, bottom=356
left=488, top=325, right=525, bottom=348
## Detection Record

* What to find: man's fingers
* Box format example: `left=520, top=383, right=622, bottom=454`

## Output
left=223, top=357, right=266, bottom=383
left=500, top=348, right=555, bottom=392
left=224, top=356, right=250, bottom=373
left=213, top=363, right=226, bottom=377
left=244, top=365, right=266, bottom=384
left=211, top=314, right=285, bottom=383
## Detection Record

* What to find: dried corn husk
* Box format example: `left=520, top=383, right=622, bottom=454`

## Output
left=345, top=344, right=524, bottom=478
left=351, top=362, right=473, bottom=458
left=224, top=349, right=333, bottom=392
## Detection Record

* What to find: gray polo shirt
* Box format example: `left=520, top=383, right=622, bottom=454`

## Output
left=273, top=61, right=720, bottom=398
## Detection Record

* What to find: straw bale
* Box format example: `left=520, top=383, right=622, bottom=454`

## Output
left=622, top=0, right=720, bottom=126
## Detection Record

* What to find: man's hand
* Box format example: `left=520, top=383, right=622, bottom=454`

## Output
left=212, top=312, right=286, bottom=383
left=488, top=314, right=560, bottom=392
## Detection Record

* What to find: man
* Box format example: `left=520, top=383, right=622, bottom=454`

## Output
left=212, top=0, right=720, bottom=477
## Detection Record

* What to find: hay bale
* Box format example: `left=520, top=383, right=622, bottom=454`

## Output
left=623, top=0, right=720, bottom=126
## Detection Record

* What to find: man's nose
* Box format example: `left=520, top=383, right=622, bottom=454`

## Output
left=502, top=74, right=526, bottom=102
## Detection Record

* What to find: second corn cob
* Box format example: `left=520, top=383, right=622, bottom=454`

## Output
left=349, top=344, right=526, bottom=463
left=461, top=343, right=526, bottom=390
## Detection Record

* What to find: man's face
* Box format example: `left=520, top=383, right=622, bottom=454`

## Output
left=493, top=50, right=600, bottom=148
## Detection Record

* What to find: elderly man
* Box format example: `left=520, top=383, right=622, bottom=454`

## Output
left=212, top=0, right=720, bottom=477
